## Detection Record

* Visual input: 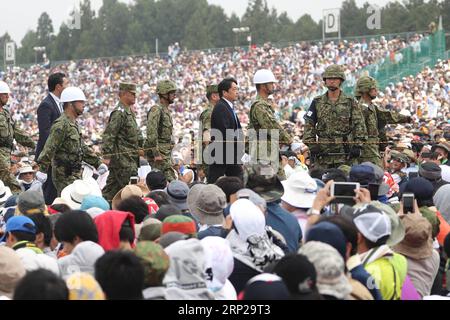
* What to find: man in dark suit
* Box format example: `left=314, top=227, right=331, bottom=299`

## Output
left=208, top=78, right=244, bottom=183
left=36, top=72, right=69, bottom=204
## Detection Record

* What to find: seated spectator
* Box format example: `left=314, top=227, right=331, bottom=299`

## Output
left=117, top=195, right=151, bottom=239
left=188, top=184, right=227, bottom=239
left=27, top=213, right=54, bottom=258
left=80, top=195, right=110, bottom=219
left=246, top=164, right=302, bottom=253
left=393, top=214, right=440, bottom=298
left=352, top=204, right=407, bottom=300
left=0, top=246, right=26, bottom=300
left=201, top=236, right=237, bottom=300
left=54, top=210, right=104, bottom=278
left=17, top=166, right=42, bottom=193
left=163, top=238, right=215, bottom=300
left=61, top=180, right=103, bottom=210
left=95, top=250, right=145, bottom=300
left=2, top=216, right=59, bottom=275
left=272, top=253, right=323, bottom=300
left=15, top=190, right=47, bottom=216
left=161, top=215, right=197, bottom=238
left=227, top=199, right=284, bottom=294
left=134, top=241, right=170, bottom=300
left=112, top=185, right=144, bottom=210
left=66, top=272, right=105, bottom=300
left=148, top=191, right=170, bottom=207
left=280, top=171, right=318, bottom=236
left=299, top=241, right=353, bottom=300
left=94, top=211, right=136, bottom=251
left=154, top=204, right=181, bottom=221
left=138, top=218, right=162, bottom=242
left=146, top=171, right=168, bottom=192
left=13, top=269, right=69, bottom=300
left=419, top=162, right=448, bottom=194
left=240, top=274, right=290, bottom=300
left=215, top=176, right=244, bottom=205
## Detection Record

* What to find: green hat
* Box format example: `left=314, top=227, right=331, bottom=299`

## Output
left=391, top=151, right=410, bottom=164
left=134, top=241, right=170, bottom=287
left=244, top=163, right=284, bottom=203
left=354, top=76, right=378, bottom=97
left=323, top=64, right=346, bottom=81
left=156, top=80, right=177, bottom=95
left=119, top=82, right=137, bottom=93
left=206, top=84, right=219, bottom=96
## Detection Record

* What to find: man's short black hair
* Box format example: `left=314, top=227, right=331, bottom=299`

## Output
left=319, top=215, right=358, bottom=256
left=218, top=78, right=237, bottom=98
left=215, top=176, right=244, bottom=203
left=54, top=210, right=98, bottom=244
left=10, top=231, right=36, bottom=243
left=13, top=269, right=69, bottom=300
left=154, top=204, right=182, bottom=222
left=48, top=72, right=66, bottom=92
left=95, top=250, right=144, bottom=300
left=119, top=219, right=135, bottom=245
left=146, top=171, right=167, bottom=191
left=28, top=213, right=52, bottom=247
left=117, top=196, right=148, bottom=224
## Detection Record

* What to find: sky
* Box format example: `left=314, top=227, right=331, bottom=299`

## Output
left=1, top=0, right=393, bottom=43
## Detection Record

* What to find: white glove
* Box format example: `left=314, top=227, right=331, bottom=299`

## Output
left=97, top=164, right=109, bottom=176
left=36, top=171, right=47, bottom=183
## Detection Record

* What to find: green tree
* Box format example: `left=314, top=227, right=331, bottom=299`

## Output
left=36, top=12, right=54, bottom=47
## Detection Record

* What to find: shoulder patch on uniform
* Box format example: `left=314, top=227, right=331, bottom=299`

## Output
left=306, top=110, right=313, bottom=117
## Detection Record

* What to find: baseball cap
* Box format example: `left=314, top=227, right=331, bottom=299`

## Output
left=0, top=216, right=36, bottom=242
left=353, top=204, right=392, bottom=243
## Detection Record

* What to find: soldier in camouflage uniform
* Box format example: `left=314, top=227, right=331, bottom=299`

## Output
left=0, top=81, right=36, bottom=193
left=197, top=85, right=219, bottom=178
left=102, top=83, right=144, bottom=201
left=303, top=65, right=367, bottom=169
left=355, top=76, right=411, bottom=167
left=145, top=80, right=177, bottom=182
left=38, top=87, right=102, bottom=196
left=249, top=69, right=293, bottom=178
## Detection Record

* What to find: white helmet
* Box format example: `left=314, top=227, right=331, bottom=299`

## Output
left=253, top=69, right=278, bottom=84
left=60, top=87, right=87, bottom=103
left=0, top=81, right=11, bottom=94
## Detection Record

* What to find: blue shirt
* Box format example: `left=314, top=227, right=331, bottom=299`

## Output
left=266, top=202, right=302, bottom=253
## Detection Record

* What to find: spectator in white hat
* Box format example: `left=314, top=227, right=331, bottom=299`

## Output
left=17, top=165, right=42, bottom=193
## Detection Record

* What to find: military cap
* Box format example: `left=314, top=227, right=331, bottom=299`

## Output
left=322, top=64, right=346, bottom=81
left=156, top=80, right=177, bottom=95
left=119, top=82, right=137, bottom=93
left=391, top=151, right=410, bottom=163
left=206, top=84, right=219, bottom=96
left=355, top=76, right=378, bottom=97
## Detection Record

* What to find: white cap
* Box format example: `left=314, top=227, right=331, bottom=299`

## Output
left=353, top=205, right=392, bottom=243
left=0, top=81, right=10, bottom=94
left=253, top=69, right=278, bottom=84
left=60, top=87, right=87, bottom=103
left=19, top=166, right=35, bottom=175
left=281, top=171, right=318, bottom=208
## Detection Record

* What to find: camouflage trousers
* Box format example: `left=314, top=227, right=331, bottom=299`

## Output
left=361, top=139, right=383, bottom=167
left=0, top=148, right=20, bottom=194
left=52, top=164, right=82, bottom=196
left=150, top=157, right=176, bottom=183
left=103, top=165, right=138, bottom=202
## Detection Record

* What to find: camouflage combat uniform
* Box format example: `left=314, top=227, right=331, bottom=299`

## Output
left=248, top=95, right=293, bottom=178
left=145, top=80, right=177, bottom=182
left=102, top=83, right=144, bottom=201
left=355, top=76, right=410, bottom=167
left=0, top=107, right=35, bottom=193
left=37, top=114, right=101, bottom=195
left=303, top=65, right=367, bottom=169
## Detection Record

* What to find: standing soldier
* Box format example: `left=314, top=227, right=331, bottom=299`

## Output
left=303, top=65, right=367, bottom=169
left=198, top=84, right=219, bottom=179
left=0, top=81, right=36, bottom=193
left=102, top=82, right=144, bottom=201
left=249, top=69, right=293, bottom=176
left=355, top=76, right=411, bottom=167
left=37, top=87, right=105, bottom=195
left=145, top=80, right=177, bottom=182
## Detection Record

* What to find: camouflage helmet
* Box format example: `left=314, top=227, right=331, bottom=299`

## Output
left=156, top=80, right=177, bottom=95
left=322, top=64, right=346, bottom=81
left=355, top=76, right=378, bottom=97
